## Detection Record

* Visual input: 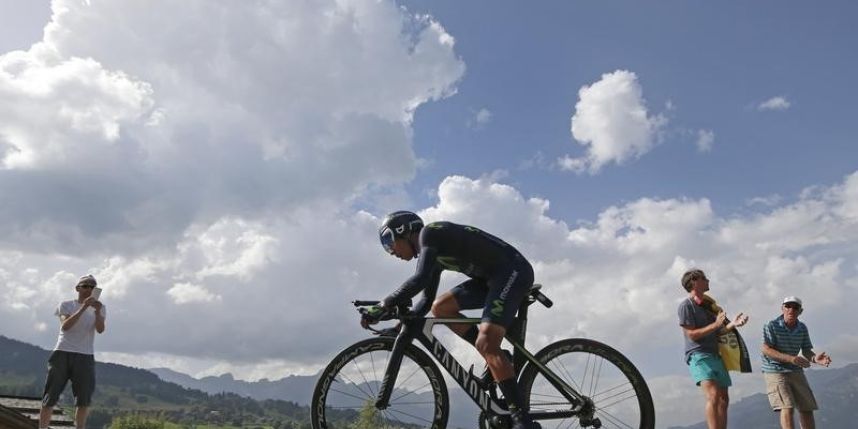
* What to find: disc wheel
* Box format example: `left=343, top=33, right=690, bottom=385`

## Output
left=311, top=337, right=449, bottom=429
left=518, top=338, right=655, bottom=429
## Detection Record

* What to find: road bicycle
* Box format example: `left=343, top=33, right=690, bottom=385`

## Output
left=311, top=284, right=655, bottom=429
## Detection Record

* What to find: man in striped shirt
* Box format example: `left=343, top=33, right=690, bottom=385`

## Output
left=761, top=296, right=831, bottom=429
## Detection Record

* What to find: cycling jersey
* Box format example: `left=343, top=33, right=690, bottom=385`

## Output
left=383, top=221, right=534, bottom=327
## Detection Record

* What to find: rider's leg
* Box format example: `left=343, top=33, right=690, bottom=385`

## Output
left=434, top=281, right=488, bottom=344
left=476, top=322, right=514, bottom=381
left=477, top=322, right=538, bottom=428
left=431, top=291, right=473, bottom=339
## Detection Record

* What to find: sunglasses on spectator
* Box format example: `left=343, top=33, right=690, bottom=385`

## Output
left=78, top=284, right=95, bottom=289
left=784, top=303, right=801, bottom=310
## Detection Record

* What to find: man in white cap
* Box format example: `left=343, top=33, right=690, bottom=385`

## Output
left=761, top=296, right=831, bottom=429
left=39, top=274, right=106, bottom=429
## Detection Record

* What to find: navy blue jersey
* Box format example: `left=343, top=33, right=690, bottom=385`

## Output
left=383, top=221, right=529, bottom=317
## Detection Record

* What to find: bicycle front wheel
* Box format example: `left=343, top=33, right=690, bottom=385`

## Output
left=311, top=337, right=449, bottom=429
left=518, top=338, right=655, bottom=429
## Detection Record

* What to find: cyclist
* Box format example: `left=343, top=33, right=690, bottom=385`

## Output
left=362, top=210, right=540, bottom=429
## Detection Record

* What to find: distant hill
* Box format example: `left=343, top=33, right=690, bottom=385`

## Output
left=149, top=367, right=317, bottom=404
left=668, top=363, right=858, bottom=429
left=0, top=335, right=352, bottom=428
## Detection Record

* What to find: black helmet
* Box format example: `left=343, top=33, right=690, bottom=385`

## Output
left=379, top=211, right=423, bottom=254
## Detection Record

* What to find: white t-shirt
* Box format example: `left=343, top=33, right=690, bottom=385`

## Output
left=53, top=300, right=107, bottom=355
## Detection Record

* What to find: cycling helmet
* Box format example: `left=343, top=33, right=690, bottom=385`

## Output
left=379, top=211, right=424, bottom=254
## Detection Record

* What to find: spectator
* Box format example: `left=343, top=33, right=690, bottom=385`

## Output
left=39, top=274, right=106, bottom=429
left=677, top=268, right=748, bottom=429
left=761, top=296, right=831, bottom=429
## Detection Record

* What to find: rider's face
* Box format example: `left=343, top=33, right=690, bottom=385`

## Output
left=391, top=237, right=416, bottom=261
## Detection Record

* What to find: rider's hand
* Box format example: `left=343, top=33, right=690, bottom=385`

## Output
left=360, top=305, right=391, bottom=328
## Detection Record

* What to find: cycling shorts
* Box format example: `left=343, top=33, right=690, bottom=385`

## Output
left=451, top=255, right=534, bottom=328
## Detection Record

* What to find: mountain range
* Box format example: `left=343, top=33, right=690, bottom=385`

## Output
left=149, top=366, right=317, bottom=404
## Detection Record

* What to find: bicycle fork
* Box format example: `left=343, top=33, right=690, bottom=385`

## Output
left=374, top=324, right=413, bottom=409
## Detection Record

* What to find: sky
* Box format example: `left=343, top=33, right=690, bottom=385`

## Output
left=1, top=1, right=857, bottom=427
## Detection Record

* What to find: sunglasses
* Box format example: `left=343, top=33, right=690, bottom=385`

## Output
left=380, top=227, right=396, bottom=254
left=78, top=284, right=95, bottom=289
left=784, top=303, right=801, bottom=310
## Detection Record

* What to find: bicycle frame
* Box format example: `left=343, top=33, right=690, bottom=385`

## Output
left=374, top=297, right=587, bottom=421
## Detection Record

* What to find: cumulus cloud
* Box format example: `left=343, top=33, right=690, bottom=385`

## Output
left=0, top=0, right=464, bottom=370
left=560, top=70, right=667, bottom=174
left=0, top=0, right=465, bottom=255
left=758, top=96, right=791, bottom=111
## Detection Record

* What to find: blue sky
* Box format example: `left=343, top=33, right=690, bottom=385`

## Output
left=1, top=1, right=856, bottom=427
left=400, top=0, right=857, bottom=220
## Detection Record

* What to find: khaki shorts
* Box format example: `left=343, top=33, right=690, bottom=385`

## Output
left=764, top=371, right=818, bottom=412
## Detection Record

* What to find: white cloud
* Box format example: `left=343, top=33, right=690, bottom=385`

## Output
left=180, top=218, right=279, bottom=282
left=167, top=283, right=222, bottom=305
left=560, top=70, right=667, bottom=174
left=0, top=50, right=155, bottom=169
left=696, top=129, right=715, bottom=152
left=467, top=107, right=492, bottom=129
left=0, top=0, right=465, bottom=255
left=758, top=96, right=791, bottom=111
left=747, top=194, right=783, bottom=207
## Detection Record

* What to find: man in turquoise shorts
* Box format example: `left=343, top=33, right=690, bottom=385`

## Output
left=677, top=269, right=748, bottom=429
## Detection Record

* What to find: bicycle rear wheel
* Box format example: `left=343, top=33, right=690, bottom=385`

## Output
left=518, top=338, right=655, bottom=429
left=311, top=337, right=449, bottom=429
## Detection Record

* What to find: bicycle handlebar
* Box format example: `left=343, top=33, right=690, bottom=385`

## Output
left=532, top=290, right=553, bottom=308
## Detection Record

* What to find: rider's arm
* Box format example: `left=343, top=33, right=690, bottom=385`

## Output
left=383, top=246, right=440, bottom=308
left=411, top=267, right=442, bottom=316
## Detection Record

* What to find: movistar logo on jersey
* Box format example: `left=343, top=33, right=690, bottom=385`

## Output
left=436, top=256, right=462, bottom=271
left=491, top=299, right=504, bottom=316
left=426, top=223, right=446, bottom=230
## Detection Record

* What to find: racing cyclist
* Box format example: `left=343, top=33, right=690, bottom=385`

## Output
left=362, top=210, right=540, bottom=429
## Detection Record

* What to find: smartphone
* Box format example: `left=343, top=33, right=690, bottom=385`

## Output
left=91, top=287, right=102, bottom=301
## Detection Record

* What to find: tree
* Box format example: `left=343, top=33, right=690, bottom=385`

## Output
left=351, top=400, right=381, bottom=429
left=350, top=400, right=413, bottom=429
